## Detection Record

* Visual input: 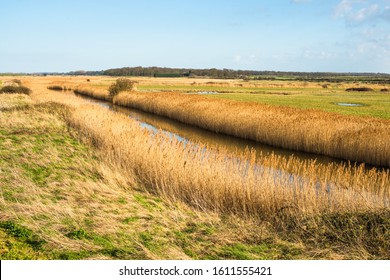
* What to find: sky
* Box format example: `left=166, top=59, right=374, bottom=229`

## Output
left=0, top=0, right=389, bottom=73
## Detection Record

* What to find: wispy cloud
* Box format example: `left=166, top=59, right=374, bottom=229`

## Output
left=332, top=1, right=390, bottom=72
left=382, top=5, right=390, bottom=21
left=334, top=0, right=390, bottom=24
left=352, top=4, right=379, bottom=21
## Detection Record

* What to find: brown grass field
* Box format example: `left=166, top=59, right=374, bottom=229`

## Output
left=1, top=76, right=389, bottom=259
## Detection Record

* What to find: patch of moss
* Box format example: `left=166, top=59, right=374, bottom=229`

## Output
left=0, top=221, right=46, bottom=251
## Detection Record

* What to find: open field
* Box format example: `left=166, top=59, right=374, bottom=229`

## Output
left=1, top=76, right=390, bottom=259
left=210, top=92, right=390, bottom=120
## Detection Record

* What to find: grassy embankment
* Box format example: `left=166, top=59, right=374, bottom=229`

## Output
left=22, top=79, right=390, bottom=258
left=113, top=91, right=390, bottom=167
left=1, top=92, right=309, bottom=260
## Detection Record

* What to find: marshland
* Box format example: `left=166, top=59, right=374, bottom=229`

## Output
left=1, top=75, right=389, bottom=260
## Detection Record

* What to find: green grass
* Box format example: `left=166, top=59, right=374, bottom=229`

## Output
left=218, top=242, right=302, bottom=260
left=173, top=221, right=303, bottom=260
left=208, top=91, right=390, bottom=119
left=0, top=227, right=47, bottom=260
left=0, top=221, right=46, bottom=250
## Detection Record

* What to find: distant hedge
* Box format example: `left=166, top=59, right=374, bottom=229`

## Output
left=0, top=85, right=32, bottom=95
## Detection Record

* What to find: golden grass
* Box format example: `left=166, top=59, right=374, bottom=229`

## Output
left=0, top=94, right=33, bottom=109
left=113, top=92, right=390, bottom=167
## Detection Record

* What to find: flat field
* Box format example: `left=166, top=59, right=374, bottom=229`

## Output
left=210, top=91, right=390, bottom=119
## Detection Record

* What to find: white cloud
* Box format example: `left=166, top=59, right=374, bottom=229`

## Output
left=334, top=0, right=390, bottom=24
left=351, top=4, right=379, bottom=21
left=334, top=0, right=354, bottom=18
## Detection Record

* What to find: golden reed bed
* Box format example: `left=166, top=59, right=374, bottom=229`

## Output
left=113, top=91, right=390, bottom=167
left=74, top=85, right=112, bottom=101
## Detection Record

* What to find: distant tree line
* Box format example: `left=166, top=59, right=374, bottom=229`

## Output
left=81, top=67, right=389, bottom=83
left=4, top=67, right=389, bottom=83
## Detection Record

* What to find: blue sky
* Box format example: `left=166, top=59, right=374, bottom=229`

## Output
left=1, top=0, right=389, bottom=73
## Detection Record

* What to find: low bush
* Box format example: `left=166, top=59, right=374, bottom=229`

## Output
left=346, top=87, right=374, bottom=92
left=108, top=78, right=135, bottom=97
left=47, top=85, right=64, bottom=91
left=0, top=85, right=31, bottom=95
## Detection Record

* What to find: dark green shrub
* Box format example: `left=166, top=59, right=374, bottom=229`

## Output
left=346, top=87, right=374, bottom=92
left=0, top=85, right=32, bottom=95
left=47, top=85, right=64, bottom=91
left=108, top=78, right=135, bottom=97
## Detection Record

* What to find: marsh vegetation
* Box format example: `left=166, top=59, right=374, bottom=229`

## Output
left=1, top=76, right=389, bottom=259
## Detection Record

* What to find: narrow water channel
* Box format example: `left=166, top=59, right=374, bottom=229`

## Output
left=75, top=93, right=353, bottom=167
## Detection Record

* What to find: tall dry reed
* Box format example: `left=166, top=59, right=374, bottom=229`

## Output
left=74, top=85, right=111, bottom=101
left=29, top=88, right=390, bottom=223
left=113, top=92, right=390, bottom=167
